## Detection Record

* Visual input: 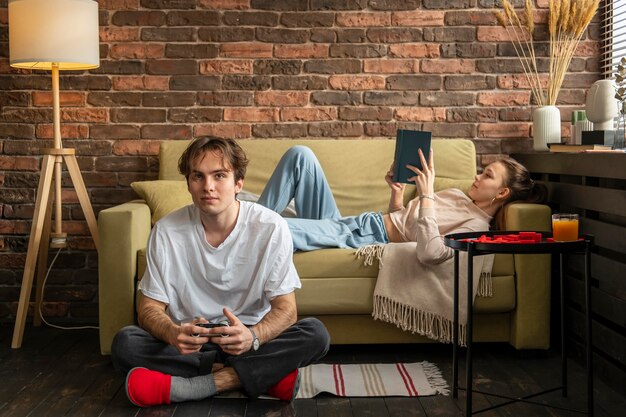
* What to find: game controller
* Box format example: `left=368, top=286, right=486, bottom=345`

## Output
left=196, top=321, right=229, bottom=337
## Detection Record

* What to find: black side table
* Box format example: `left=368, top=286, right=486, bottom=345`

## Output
left=444, top=231, right=593, bottom=416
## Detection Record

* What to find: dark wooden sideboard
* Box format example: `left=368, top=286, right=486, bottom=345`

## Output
left=512, top=152, right=626, bottom=394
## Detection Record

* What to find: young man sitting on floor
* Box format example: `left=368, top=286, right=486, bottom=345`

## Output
left=110, top=137, right=330, bottom=407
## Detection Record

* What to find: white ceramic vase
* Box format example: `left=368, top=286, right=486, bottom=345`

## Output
left=532, top=106, right=561, bottom=151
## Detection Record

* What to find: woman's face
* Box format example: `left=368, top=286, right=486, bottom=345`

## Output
left=468, top=161, right=509, bottom=204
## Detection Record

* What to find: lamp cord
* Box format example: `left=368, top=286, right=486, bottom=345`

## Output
left=38, top=247, right=99, bottom=331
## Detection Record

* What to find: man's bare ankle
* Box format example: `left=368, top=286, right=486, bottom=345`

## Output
left=213, top=367, right=241, bottom=392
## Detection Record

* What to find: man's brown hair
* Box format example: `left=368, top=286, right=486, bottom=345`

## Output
left=178, top=137, right=249, bottom=182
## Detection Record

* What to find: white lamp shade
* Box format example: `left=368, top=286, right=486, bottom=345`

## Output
left=9, top=0, right=100, bottom=70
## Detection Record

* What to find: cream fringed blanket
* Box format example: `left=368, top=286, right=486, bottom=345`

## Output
left=357, top=243, right=494, bottom=346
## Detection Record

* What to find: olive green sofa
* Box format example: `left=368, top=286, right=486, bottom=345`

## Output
left=98, top=139, right=551, bottom=355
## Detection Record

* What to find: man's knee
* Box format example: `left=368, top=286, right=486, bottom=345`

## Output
left=111, top=325, right=143, bottom=373
left=299, top=317, right=331, bottom=356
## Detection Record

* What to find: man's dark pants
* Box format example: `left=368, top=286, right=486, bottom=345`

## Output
left=111, top=318, right=330, bottom=399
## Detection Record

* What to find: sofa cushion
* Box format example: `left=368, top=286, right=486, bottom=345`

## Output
left=131, top=180, right=191, bottom=224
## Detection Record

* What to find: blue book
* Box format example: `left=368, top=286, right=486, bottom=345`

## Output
left=392, top=129, right=432, bottom=184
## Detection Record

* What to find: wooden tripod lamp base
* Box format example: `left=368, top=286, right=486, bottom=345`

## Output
left=11, top=148, right=100, bottom=349
left=9, top=0, right=100, bottom=348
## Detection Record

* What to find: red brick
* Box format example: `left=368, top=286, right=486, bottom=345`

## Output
left=220, top=43, right=273, bottom=58
left=395, top=107, right=446, bottom=122
left=80, top=172, right=120, bottom=187
left=68, top=238, right=97, bottom=251
left=255, top=91, right=309, bottom=106
left=478, top=123, right=531, bottom=138
left=476, top=26, right=523, bottom=42
left=421, top=59, right=475, bottom=74
left=445, top=10, right=499, bottom=26
left=198, top=92, right=254, bottom=106
left=0, top=253, right=27, bottom=269
left=422, top=122, right=476, bottom=138
left=140, top=125, right=193, bottom=140
left=199, top=0, right=250, bottom=9
left=195, top=124, right=252, bottom=139
left=499, top=108, right=532, bottom=122
left=575, top=41, right=600, bottom=57
left=336, top=12, right=391, bottom=27
left=99, top=27, right=140, bottom=42
left=109, top=43, right=165, bottom=59
left=98, top=0, right=139, bottom=9
left=223, top=108, right=279, bottom=122
left=200, top=60, right=253, bottom=74
left=112, top=76, right=169, bottom=91
left=274, top=44, right=328, bottom=58
left=391, top=11, right=445, bottom=26
left=0, top=156, right=39, bottom=172
left=281, top=107, right=336, bottom=121
left=308, top=122, right=363, bottom=137
left=32, top=92, right=85, bottom=107
left=111, top=108, right=166, bottom=123
left=0, top=220, right=15, bottom=234
left=112, top=140, right=162, bottom=156
left=112, top=10, right=165, bottom=26
left=36, top=124, right=89, bottom=139
left=389, top=44, right=440, bottom=58
left=448, top=108, right=499, bottom=123
left=363, top=59, right=418, bottom=74
left=497, top=74, right=548, bottom=90
left=329, top=75, right=385, bottom=90
left=145, top=60, right=197, bottom=75
left=95, top=156, right=149, bottom=172
left=477, top=91, right=531, bottom=107
left=61, top=109, right=108, bottom=123
left=90, top=124, right=140, bottom=139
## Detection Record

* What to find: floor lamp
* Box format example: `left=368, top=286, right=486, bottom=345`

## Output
left=8, top=0, right=100, bottom=348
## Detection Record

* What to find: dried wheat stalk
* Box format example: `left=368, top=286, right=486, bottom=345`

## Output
left=495, top=0, right=598, bottom=106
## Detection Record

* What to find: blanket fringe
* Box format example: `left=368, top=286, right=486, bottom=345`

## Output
left=420, top=361, right=450, bottom=396
left=355, top=244, right=385, bottom=267
left=372, top=294, right=467, bottom=346
left=477, top=272, right=492, bottom=297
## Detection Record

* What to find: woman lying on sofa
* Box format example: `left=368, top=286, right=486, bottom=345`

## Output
left=256, top=145, right=546, bottom=256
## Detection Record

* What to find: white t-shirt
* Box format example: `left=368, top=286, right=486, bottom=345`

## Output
left=138, top=201, right=301, bottom=325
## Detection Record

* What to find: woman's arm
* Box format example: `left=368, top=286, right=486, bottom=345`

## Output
left=385, top=163, right=406, bottom=212
left=414, top=209, right=454, bottom=264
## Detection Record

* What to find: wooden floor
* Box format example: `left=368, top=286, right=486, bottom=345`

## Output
left=1, top=324, right=624, bottom=417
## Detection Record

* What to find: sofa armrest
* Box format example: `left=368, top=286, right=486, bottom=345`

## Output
left=502, top=203, right=552, bottom=349
left=98, top=201, right=151, bottom=355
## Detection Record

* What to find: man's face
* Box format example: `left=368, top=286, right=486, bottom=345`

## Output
left=187, top=150, right=243, bottom=219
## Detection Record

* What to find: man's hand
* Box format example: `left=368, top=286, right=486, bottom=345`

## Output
left=209, top=308, right=254, bottom=356
left=174, top=317, right=214, bottom=355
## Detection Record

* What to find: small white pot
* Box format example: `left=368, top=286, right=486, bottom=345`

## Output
left=532, top=106, right=561, bottom=151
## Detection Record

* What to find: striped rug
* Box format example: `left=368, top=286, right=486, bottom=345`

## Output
left=295, top=361, right=449, bottom=398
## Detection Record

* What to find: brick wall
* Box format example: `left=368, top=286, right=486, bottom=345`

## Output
left=0, top=0, right=600, bottom=325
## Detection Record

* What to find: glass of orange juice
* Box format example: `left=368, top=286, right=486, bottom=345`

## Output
left=552, top=214, right=579, bottom=241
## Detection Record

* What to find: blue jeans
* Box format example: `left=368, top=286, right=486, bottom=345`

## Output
left=258, top=146, right=389, bottom=251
